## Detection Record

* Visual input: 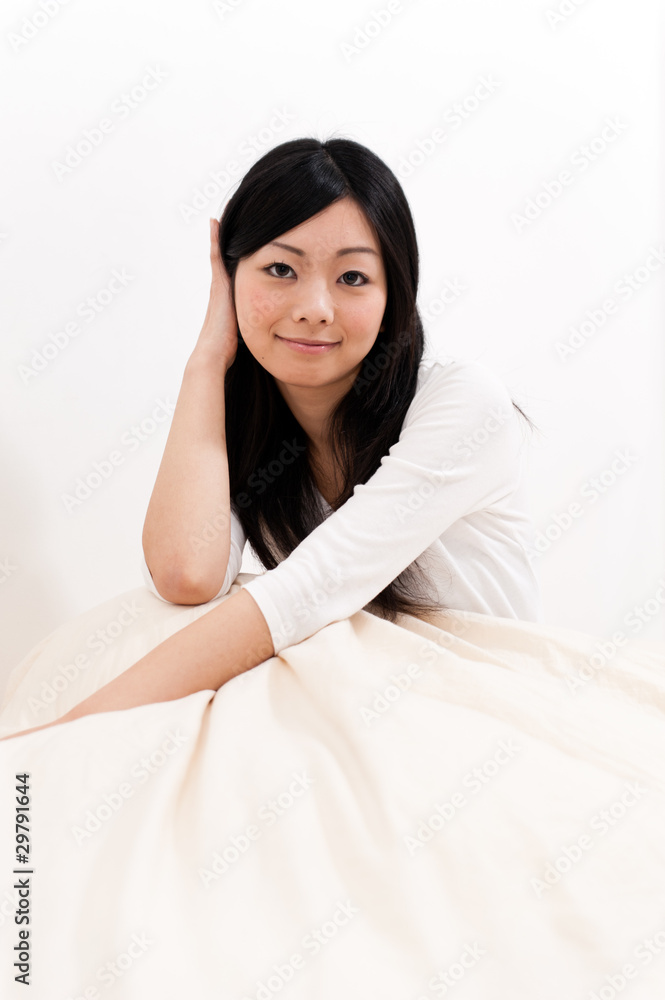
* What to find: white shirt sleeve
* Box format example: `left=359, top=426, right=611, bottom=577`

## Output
left=140, top=506, right=247, bottom=602
left=241, top=360, right=527, bottom=654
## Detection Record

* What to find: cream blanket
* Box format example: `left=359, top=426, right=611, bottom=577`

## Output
left=1, top=577, right=665, bottom=999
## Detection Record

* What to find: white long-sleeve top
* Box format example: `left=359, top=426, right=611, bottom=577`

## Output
left=140, top=357, right=543, bottom=654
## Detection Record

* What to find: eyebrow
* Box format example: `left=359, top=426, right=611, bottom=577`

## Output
left=267, top=240, right=380, bottom=259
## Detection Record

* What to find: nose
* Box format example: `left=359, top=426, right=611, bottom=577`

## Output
left=290, top=277, right=335, bottom=327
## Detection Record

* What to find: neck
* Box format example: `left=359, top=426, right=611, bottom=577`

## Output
left=274, top=374, right=352, bottom=454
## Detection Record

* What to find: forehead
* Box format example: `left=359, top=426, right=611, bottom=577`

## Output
left=261, top=199, right=382, bottom=261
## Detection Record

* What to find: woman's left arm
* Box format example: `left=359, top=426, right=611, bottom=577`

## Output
left=0, top=589, right=274, bottom=741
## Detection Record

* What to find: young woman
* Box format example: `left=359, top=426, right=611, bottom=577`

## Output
left=3, top=136, right=542, bottom=740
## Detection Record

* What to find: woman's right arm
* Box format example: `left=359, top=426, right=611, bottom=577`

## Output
left=141, top=218, right=240, bottom=605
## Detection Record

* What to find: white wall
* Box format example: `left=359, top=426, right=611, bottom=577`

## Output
left=1, top=0, right=663, bottom=703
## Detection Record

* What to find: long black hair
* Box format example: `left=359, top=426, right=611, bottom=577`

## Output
left=219, top=136, right=536, bottom=626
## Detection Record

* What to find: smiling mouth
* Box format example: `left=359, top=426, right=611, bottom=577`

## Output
left=276, top=335, right=341, bottom=354
left=277, top=336, right=340, bottom=346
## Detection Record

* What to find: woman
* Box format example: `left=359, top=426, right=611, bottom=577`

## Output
left=2, top=136, right=542, bottom=740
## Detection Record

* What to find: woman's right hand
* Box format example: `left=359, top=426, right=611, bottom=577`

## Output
left=193, top=217, right=240, bottom=371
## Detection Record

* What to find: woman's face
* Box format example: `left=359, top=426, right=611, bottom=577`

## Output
left=233, top=197, right=388, bottom=393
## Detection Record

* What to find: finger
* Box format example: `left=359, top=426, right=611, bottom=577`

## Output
left=209, top=220, right=224, bottom=273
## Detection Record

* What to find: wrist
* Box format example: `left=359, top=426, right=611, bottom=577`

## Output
left=186, top=343, right=230, bottom=380
left=192, top=318, right=237, bottom=368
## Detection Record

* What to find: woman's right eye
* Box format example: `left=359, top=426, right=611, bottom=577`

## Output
left=264, top=262, right=293, bottom=278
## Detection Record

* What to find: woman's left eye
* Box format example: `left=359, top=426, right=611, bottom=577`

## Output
left=341, top=271, right=368, bottom=286
left=264, top=262, right=368, bottom=286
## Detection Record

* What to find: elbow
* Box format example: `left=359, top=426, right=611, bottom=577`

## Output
left=146, top=561, right=224, bottom=606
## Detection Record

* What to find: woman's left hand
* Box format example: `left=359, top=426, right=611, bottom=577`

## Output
left=0, top=588, right=274, bottom=743
left=0, top=716, right=69, bottom=742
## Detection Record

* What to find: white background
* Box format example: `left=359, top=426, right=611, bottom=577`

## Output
left=0, top=0, right=663, bottom=703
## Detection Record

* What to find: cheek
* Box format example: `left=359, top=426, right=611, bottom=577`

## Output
left=238, top=283, right=287, bottom=331
left=344, top=299, right=383, bottom=340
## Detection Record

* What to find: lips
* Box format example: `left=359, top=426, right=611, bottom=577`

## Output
left=276, top=335, right=340, bottom=355
left=279, top=338, right=339, bottom=346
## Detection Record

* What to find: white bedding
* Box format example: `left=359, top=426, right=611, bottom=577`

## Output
left=1, top=577, right=665, bottom=998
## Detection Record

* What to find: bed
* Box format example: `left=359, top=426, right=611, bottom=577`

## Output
left=1, top=576, right=665, bottom=998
